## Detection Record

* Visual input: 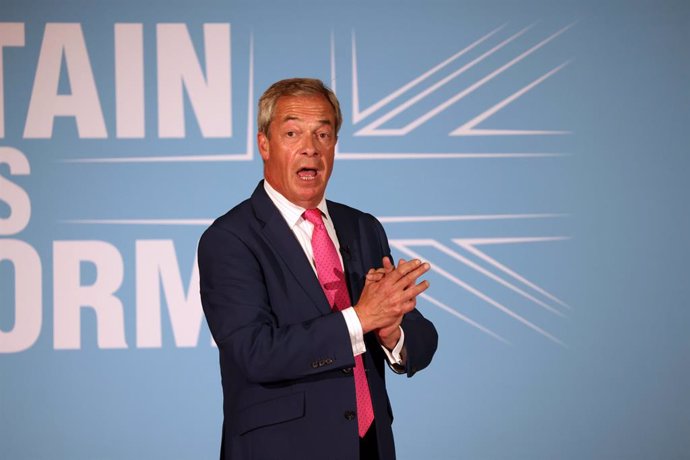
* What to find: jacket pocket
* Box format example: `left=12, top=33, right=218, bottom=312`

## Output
left=237, top=391, right=305, bottom=435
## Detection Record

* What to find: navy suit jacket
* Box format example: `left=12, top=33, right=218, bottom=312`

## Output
left=198, top=182, right=438, bottom=460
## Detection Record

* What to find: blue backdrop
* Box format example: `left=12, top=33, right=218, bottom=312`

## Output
left=1, top=0, right=689, bottom=458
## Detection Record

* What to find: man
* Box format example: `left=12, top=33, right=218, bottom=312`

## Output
left=198, top=78, right=438, bottom=460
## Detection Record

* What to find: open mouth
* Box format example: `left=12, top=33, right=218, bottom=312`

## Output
left=297, top=168, right=318, bottom=181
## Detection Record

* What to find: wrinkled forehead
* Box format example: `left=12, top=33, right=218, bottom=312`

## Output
left=272, top=94, right=337, bottom=127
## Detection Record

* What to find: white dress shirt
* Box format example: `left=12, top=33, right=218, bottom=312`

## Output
left=263, top=181, right=405, bottom=368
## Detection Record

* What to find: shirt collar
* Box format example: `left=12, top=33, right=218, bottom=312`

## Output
left=263, top=180, right=331, bottom=228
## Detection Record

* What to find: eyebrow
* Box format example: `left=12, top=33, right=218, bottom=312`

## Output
left=281, top=115, right=333, bottom=127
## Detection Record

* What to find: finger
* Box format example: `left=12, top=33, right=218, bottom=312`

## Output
left=405, top=279, right=430, bottom=299
left=395, top=280, right=429, bottom=308
left=365, top=271, right=385, bottom=282
left=396, top=261, right=430, bottom=287
left=366, top=265, right=389, bottom=280
left=401, top=260, right=418, bottom=289
left=382, top=256, right=394, bottom=272
left=372, top=257, right=404, bottom=284
left=396, top=259, right=427, bottom=277
left=386, top=258, right=422, bottom=283
left=397, top=257, right=406, bottom=282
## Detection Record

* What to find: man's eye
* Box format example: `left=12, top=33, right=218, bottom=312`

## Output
left=286, top=131, right=295, bottom=137
left=318, top=132, right=330, bottom=139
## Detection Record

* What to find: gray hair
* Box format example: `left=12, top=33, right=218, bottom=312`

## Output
left=257, top=78, right=343, bottom=137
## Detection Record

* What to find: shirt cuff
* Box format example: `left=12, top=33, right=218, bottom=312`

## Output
left=380, top=326, right=406, bottom=372
left=341, top=307, right=366, bottom=356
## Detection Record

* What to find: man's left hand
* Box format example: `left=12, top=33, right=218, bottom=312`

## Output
left=364, top=257, right=417, bottom=350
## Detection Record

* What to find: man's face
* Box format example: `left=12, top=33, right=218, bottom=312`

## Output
left=258, top=94, right=337, bottom=209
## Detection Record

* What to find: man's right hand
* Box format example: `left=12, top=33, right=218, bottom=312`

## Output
left=354, top=257, right=430, bottom=334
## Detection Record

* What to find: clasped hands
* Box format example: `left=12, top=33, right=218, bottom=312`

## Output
left=353, top=257, right=430, bottom=350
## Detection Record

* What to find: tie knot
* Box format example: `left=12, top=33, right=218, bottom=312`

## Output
left=303, top=209, right=324, bottom=227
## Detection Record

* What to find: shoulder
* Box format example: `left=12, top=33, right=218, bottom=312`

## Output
left=326, top=199, right=379, bottom=226
left=201, top=181, right=272, bottom=237
left=212, top=198, right=254, bottom=230
left=328, top=199, right=387, bottom=236
left=327, top=199, right=389, bottom=248
left=199, top=197, right=256, bottom=246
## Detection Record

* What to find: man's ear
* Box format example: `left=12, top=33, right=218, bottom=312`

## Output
left=257, top=132, right=270, bottom=160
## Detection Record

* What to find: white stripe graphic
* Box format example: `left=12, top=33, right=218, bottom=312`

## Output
left=378, top=213, right=567, bottom=223
left=334, top=152, right=566, bottom=159
left=390, top=239, right=567, bottom=346
left=355, top=24, right=535, bottom=136
left=357, top=24, right=574, bottom=136
left=350, top=24, right=507, bottom=124
left=450, top=61, right=572, bottom=136
left=62, top=213, right=568, bottom=226
left=62, top=219, right=214, bottom=225
left=430, top=240, right=566, bottom=317
left=453, top=237, right=571, bottom=309
left=419, top=293, right=510, bottom=345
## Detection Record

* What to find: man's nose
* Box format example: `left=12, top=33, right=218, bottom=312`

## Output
left=300, top=134, right=319, bottom=156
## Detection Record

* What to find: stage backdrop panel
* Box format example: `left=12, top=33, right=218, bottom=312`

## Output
left=1, top=0, right=689, bottom=458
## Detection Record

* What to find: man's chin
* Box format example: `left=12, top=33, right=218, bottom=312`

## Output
left=293, top=187, right=325, bottom=208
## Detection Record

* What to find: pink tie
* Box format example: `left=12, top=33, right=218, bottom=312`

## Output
left=303, top=209, right=374, bottom=437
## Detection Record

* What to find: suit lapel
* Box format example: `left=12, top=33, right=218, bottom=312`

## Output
left=251, top=182, right=332, bottom=315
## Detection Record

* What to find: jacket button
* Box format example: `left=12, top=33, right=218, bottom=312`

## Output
left=343, top=410, right=356, bottom=421
left=341, top=367, right=353, bottom=375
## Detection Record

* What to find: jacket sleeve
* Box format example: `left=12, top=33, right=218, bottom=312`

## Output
left=198, top=223, right=356, bottom=384
left=370, top=214, right=439, bottom=378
